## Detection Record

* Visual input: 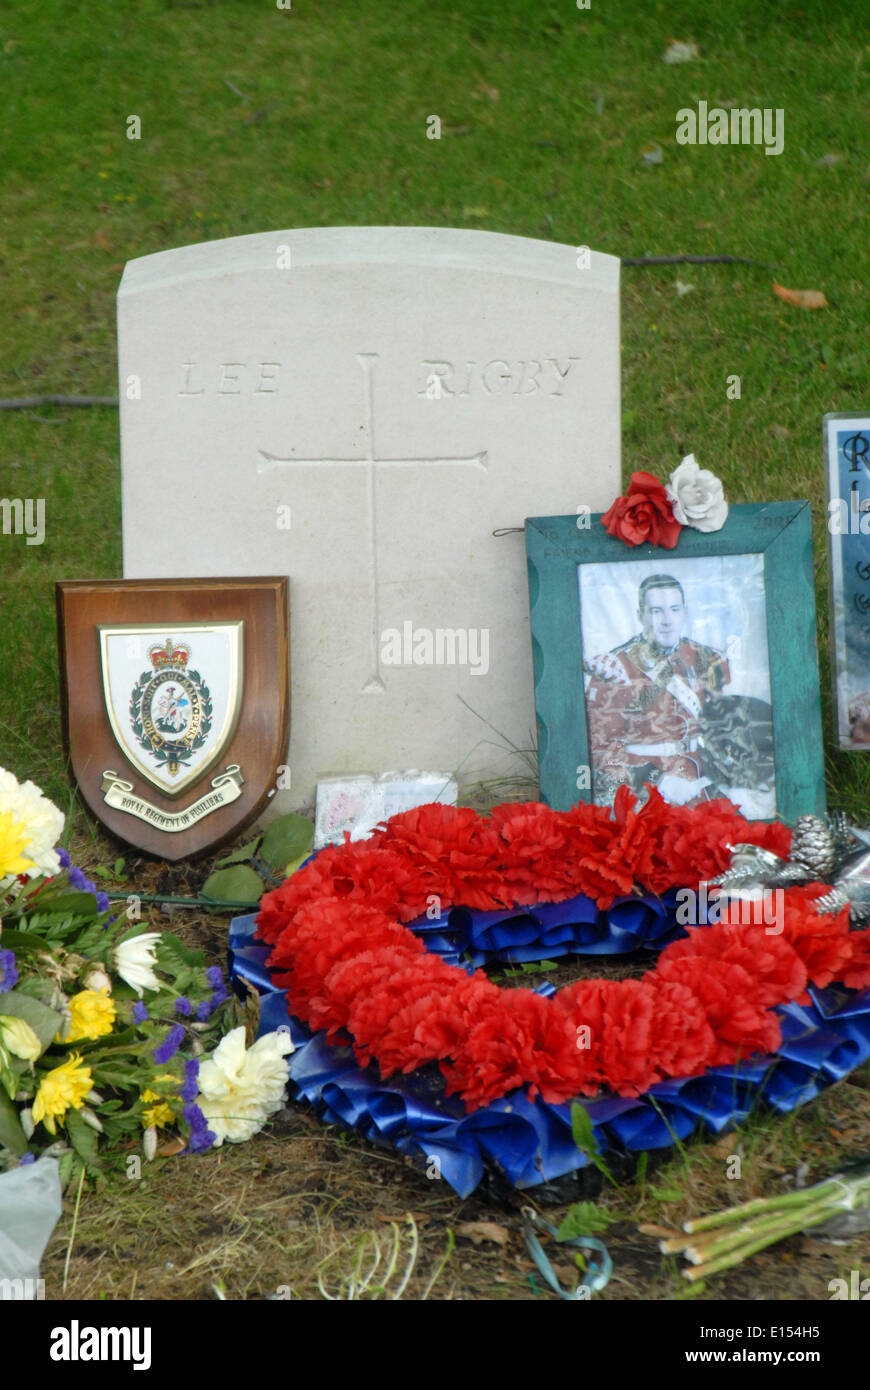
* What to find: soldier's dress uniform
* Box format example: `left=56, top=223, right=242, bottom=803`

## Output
left=584, top=633, right=730, bottom=806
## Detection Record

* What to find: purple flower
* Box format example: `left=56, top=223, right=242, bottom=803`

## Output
left=0, top=949, right=18, bottom=993
left=183, top=1101, right=215, bottom=1153
left=69, top=865, right=95, bottom=893
left=152, top=1023, right=185, bottom=1065
left=195, top=966, right=229, bottom=1021
left=96, top=892, right=110, bottom=913
left=132, top=1002, right=148, bottom=1024
left=207, top=965, right=227, bottom=999
left=180, top=1058, right=199, bottom=1101
left=19, top=1152, right=35, bottom=1166
left=175, top=996, right=192, bottom=1016
left=57, top=849, right=71, bottom=869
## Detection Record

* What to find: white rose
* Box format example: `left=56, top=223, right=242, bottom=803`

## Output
left=196, top=1026, right=294, bottom=1146
left=114, top=932, right=162, bottom=996
left=0, top=767, right=64, bottom=880
left=665, top=455, right=728, bottom=533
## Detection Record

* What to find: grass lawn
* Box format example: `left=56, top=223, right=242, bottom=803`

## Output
left=2, top=0, right=870, bottom=1302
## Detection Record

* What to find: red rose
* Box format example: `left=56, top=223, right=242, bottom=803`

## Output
left=601, top=471, right=682, bottom=548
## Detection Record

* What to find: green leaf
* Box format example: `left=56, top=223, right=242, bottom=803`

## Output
left=0, top=1085, right=28, bottom=1155
left=56, top=1150, right=77, bottom=1189
left=502, top=960, right=559, bottom=977
left=0, top=990, right=64, bottom=1053
left=0, top=928, right=52, bottom=954
left=570, top=1101, right=598, bottom=1156
left=650, top=1186, right=684, bottom=1203
left=158, top=933, right=204, bottom=969
left=37, top=891, right=100, bottom=918
left=556, top=1201, right=617, bottom=1241
left=283, top=851, right=310, bottom=878
left=78, top=1026, right=137, bottom=1055
left=72, top=919, right=112, bottom=955
left=570, top=1101, right=618, bottom=1188
left=259, top=814, right=313, bottom=874
left=214, top=837, right=262, bottom=868
left=90, top=865, right=112, bottom=880
left=1, top=1069, right=15, bottom=1101
left=200, top=864, right=265, bottom=905
left=113, top=858, right=126, bottom=876
left=66, top=1108, right=102, bottom=1172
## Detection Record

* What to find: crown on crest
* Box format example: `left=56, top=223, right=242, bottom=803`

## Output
left=148, top=638, right=190, bottom=671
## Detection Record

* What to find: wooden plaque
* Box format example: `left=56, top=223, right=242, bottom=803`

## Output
left=57, top=577, right=289, bottom=861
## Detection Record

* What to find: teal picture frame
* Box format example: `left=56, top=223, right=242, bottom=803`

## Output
left=525, top=501, right=825, bottom=823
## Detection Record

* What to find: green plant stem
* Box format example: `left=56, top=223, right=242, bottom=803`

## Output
left=105, top=892, right=259, bottom=910
left=422, top=1228, right=455, bottom=1301
left=62, top=1162, right=86, bottom=1294
left=684, top=1196, right=837, bottom=1264
left=683, top=1177, right=868, bottom=1233
left=684, top=1200, right=849, bottom=1281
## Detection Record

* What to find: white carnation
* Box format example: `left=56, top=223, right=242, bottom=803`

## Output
left=114, top=931, right=162, bottom=996
left=0, top=767, right=64, bottom=879
left=196, top=1026, right=294, bottom=1146
left=665, top=454, right=728, bottom=533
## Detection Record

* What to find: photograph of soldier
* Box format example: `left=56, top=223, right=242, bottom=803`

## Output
left=580, top=558, right=776, bottom=816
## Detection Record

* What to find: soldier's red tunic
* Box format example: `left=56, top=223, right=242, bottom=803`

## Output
left=584, top=633, right=730, bottom=805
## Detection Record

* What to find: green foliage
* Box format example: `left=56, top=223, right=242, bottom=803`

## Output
left=555, top=1201, right=617, bottom=1241
left=200, top=863, right=267, bottom=905
left=0, top=1087, right=28, bottom=1155
left=570, top=1101, right=618, bottom=1188
left=500, top=960, right=560, bottom=977
left=66, top=1108, right=102, bottom=1174
left=0, top=990, right=64, bottom=1054
left=636, top=1150, right=649, bottom=1191
left=215, top=837, right=262, bottom=867
left=200, top=815, right=313, bottom=902
left=157, top=932, right=204, bottom=970
left=259, top=814, right=314, bottom=875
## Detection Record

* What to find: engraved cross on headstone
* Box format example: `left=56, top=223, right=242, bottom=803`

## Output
left=257, top=352, right=488, bottom=692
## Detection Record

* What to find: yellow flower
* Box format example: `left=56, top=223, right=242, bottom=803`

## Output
left=140, top=1075, right=178, bottom=1129
left=0, top=1014, right=42, bottom=1062
left=32, top=1053, right=93, bottom=1135
left=63, top=988, right=116, bottom=1043
left=140, top=1089, right=175, bottom=1129
left=0, top=811, right=35, bottom=878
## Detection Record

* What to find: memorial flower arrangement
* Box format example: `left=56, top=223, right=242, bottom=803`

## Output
left=0, top=766, right=293, bottom=1182
left=601, top=455, right=728, bottom=548
left=254, top=793, right=870, bottom=1113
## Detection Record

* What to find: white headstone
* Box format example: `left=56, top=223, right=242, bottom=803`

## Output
left=118, top=227, right=620, bottom=811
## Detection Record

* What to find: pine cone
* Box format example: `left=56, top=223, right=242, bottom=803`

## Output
left=791, top=814, right=836, bottom=878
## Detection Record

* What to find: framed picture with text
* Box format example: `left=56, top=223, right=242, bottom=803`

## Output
left=525, top=501, right=825, bottom=823
left=825, top=412, right=870, bottom=748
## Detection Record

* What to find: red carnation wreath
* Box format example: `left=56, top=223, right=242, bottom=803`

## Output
left=255, top=789, right=870, bottom=1113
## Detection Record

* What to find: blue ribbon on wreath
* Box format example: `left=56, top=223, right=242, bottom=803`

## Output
left=228, top=895, right=870, bottom=1199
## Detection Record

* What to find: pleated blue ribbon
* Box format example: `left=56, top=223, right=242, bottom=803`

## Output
left=229, top=895, right=870, bottom=1199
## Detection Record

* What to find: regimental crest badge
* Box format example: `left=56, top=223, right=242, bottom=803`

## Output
left=102, top=627, right=240, bottom=797
left=132, top=639, right=212, bottom=775
left=56, top=578, right=290, bottom=861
